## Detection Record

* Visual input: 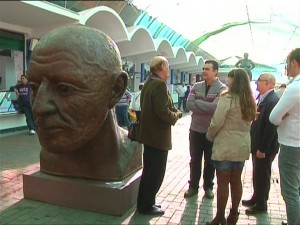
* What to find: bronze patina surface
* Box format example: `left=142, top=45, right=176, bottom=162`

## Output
left=27, top=25, right=142, bottom=180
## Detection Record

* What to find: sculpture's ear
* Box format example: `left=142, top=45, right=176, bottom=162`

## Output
left=109, top=71, right=128, bottom=109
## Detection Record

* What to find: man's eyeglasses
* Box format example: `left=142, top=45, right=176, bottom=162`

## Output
left=255, top=78, right=268, bottom=83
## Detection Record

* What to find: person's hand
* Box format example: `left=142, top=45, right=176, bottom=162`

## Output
left=177, top=111, right=183, bottom=118
left=256, top=150, right=265, bottom=159
left=282, top=113, right=289, bottom=120
left=254, top=111, right=260, bottom=121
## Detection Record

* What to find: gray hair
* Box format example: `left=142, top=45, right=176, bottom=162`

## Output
left=260, top=73, right=276, bottom=86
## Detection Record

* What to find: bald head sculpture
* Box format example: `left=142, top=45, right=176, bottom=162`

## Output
left=27, top=25, right=142, bottom=180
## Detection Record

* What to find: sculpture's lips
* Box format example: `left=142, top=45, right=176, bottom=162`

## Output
left=35, top=117, right=68, bottom=132
left=36, top=126, right=64, bottom=133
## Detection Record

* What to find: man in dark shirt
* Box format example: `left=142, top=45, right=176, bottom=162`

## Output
left=14, top=74, right=35, bottom=135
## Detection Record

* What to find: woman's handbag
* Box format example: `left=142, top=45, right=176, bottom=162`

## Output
left=128, top=122, right=139, bottom=142
left=128, top=109, right=137, bottom=122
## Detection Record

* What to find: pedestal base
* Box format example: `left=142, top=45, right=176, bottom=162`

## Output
left=23, top=169, right=142, bottom=216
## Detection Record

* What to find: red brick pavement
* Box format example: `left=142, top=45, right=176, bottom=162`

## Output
left=0, top=115, right=287, bottom=224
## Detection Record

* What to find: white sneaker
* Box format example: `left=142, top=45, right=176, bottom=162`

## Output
left=29, top=130, right=36, bottom=135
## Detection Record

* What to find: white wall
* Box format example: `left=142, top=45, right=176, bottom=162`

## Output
left=0, top=56, right=16, bottom=90
left=13, top=51, right=24, bottom=79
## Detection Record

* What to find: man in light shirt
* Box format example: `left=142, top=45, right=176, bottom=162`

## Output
left=176, top=82, right=187, bottom=111
left=269, top=48, right=300, bottom=225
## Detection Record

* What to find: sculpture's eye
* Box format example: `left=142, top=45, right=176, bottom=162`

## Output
left=30, top=82, right=39, bottom=94
left=56, top=83, right=76, bottom=96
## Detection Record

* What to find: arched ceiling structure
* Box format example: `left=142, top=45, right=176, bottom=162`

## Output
left=80, top=6, right=129, bottom=42
left=3, top=0, right=297, bottom=73
left=0, top=1, right=79, bottom=37
left=0, top=1, right=204, bottom=72
left=131, top=0, right=300, bottom=65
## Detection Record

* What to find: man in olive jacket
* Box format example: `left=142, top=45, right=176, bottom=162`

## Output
left=137, top=56, right=182, bottom=215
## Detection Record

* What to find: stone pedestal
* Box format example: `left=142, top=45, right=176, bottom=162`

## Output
left=23, top=169, right=142, bottom=216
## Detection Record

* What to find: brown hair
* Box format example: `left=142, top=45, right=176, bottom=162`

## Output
left=204, top=59, right=219, bottom=71
left=288, top=48, right=300, bottom=65
left=225, top=68, right=256, bottom=121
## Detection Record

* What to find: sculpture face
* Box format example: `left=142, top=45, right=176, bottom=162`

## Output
left=28, top=48, right=112, bottom=153
left=25, top=26, right=142, bottom=181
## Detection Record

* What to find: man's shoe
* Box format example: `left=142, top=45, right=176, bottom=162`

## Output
left=184, top=188, right=198, bottom=198
left=281, top=221, right=288, bottom=225
left=245, top=205, right=267, bottom=215
left=242, top=198, right=255, bottom=207
left=29, top=130, right=36, bottom=135
left=204, top=189, right=214, bottom=199
left=139, top=205, right=164, bottom=216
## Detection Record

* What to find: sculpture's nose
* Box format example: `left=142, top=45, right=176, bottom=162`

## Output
left=32, top=81, right=56, bottom=116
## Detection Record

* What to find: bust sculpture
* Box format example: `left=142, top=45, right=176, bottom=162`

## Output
left=27, top=25, right=142, bottom=180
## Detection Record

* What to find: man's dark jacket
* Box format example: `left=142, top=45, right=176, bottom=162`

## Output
left=251, top=90, right=279, bottom=156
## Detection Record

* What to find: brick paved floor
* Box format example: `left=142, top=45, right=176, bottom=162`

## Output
left=0, top=114, right=287, bottom=224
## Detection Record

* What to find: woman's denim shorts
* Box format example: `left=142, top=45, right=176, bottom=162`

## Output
left=212, top=160, right=245, bottom=171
